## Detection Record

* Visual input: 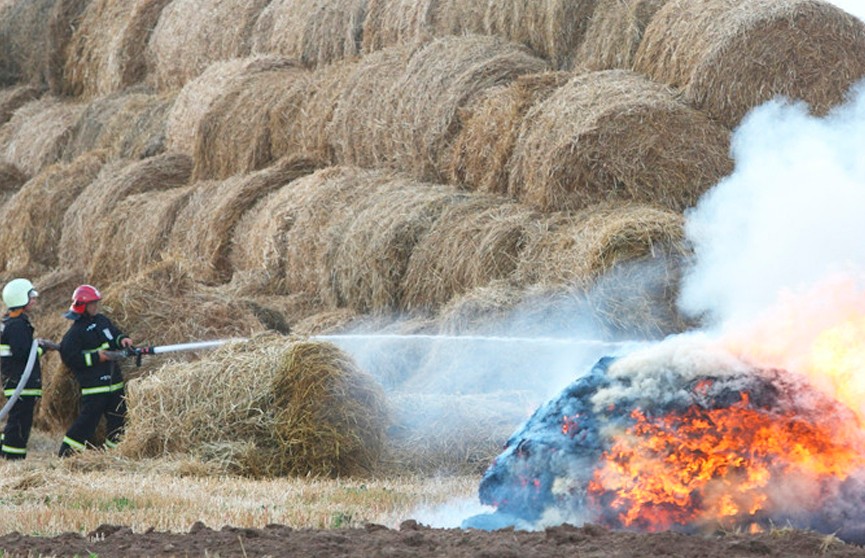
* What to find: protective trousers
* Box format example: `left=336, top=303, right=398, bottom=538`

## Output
left=58, top=388, right=126, bottom=457
left=1, top=395, right=36, bottom=459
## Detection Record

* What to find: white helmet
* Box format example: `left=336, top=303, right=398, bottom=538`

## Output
left=2, top=278, right=38, bottom=309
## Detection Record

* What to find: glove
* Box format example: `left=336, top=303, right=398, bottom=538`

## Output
left=37, top=339, right=60, bottom=351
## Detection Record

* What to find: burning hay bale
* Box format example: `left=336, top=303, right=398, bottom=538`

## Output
left=0, top=0, right=55, bottom=87
left=62, top=89, right=176, bottom=162
left=191, top=62, right=311, bottom=180
left=330, top=178, right=460, bottom=313
left=0, top=97, right=85, bottom=176
left=169, top=156, right=317, bottom=283
left=448, top=71, right=570, bottom=194
left=508, top=70, right=733, bottom=212
left=121, top=335, right=389, bottom=478
left=469, top=338, right=865, bottom=544
left=401, top=197, right=539, bottom=312
left=633, top=0, right=865, bottom=130
left=58, top=152, right=193, bottom=278
left=0, top=151, right=107, bottom=275
left=576, top=0, right=669, bottom=71
left=147, top=0, right=272, bottom=91
left=386, top=35, right=549, bottom=182
left=251, top=0, right=366, bottom=67
left=164, top=56, right=295, bottom=157
left=62, top=0, right=171, bottom=99
left=0, top=85, right=39, bottom=125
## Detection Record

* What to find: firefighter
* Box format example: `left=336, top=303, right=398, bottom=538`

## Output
left=58, top=284, right=134, bottom=457
left=0, top=278, right=58, bottom=459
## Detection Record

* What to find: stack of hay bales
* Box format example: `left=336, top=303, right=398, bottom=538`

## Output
left=251, top=0, right=367, bottom=67
left=62, top=0, right=171, bottom=99
left=508, top=69, right=733, bottom=212
left=361, top=0, right=438, bottom=52
left=576, top=0, right=669, bottom=71
left=0, top=0, right=56, bottom=87
left=0, top=97, right=85, bottom=176
left=121, top=334, right=389, bottom=478
left=634, top=0, right=865, bottom=129
left=147, top=0, right=272, bottom=91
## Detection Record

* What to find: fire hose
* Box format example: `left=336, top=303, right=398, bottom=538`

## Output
left=103, top=338, right=248, bottom=367
left=0, top=339, right=38, bottom=422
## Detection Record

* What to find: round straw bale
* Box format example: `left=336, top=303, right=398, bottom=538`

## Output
left=435, top=279, right=524, bottom=336
left=576, top=0, right=668, bottom=71
left=401, top=196, right=539, bottom=312
left=389, top=35, right=549, bottom=182
left=514, top=202, right=685, bottom=291
left=383, top=391, right=532, bottom=474
left=164, top=56, right=295, bottom=156
left=251, top=0, right=366, bottom=67
left=428, top=0, right=487, bottom=37
left=0, top=150, right=108, bottom=275
left=192, top=62, right=310, bottom=180
left=63, top=89, right=176, bottom=162
left=45, top=0, right=92, bottom=96
left=291, top=308, right=361, bottom=336
left=170, top=156, right=318, bottom=283
left=483, top=0, right=599, bottom=69
left=0, top=161, right=26, bottom=196
left=62, top=0, right=172, bottom=99
left=361, top=0, right=435, bottom=53
left=58, top=152, right=192, bottom=274
left=121, top=335, right=388, bottom=478
left=0, top=85, right=39, bottom=126
left=326, top=45, right=413, bottom=170
left=147, top=0, right=272, bottom=91
left=0, top=97, right=85, bottom=176
left=331, top=178, right=462, bottom=313
left=509, top=69, right=733, bottom=212
left=0, top=0, right=54, bottom=87
left=633, top=0, right=865, bottom=129
left=448, top=70, right=570, bottom=194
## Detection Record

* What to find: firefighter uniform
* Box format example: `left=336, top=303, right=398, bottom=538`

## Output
left=0, top=311, right=43, bottom=459
left=58, top=312, right=129, bottom=456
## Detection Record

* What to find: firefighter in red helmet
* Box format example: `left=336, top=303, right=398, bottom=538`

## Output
left=58, top=284, right=135, bottom=457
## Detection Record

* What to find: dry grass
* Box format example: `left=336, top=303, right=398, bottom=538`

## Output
left=361, top=0, right=436, bottom=53
left=0, top=150, right=108, bottom=276
left=251, top=0, right=366, bottom=67
left=448, top=70, right=570, bottom=194
left=121, top=334, right=389, bottom=478
left=62, top=89, right=176, bottom=162
left=576, top=0, right=669, bottom=71
left=192, top=62, right=311, bottom=180
left=401, top=196, right=539, bottom=312
left=0, top=161, right=26, bottom=197
left=633, top=0, right=865, bottom=129
left=147, top=0, right=272, bottom=91
left=0, top=0, right=55, bottom=87
left=0, top=84, right=39, bottom=125
left=509, top=69, right=733, bottom=212
left=0, top=97, right=85, bottom=176
left=435, top=280, right=525, bottom=336
left=62, top=0, right=171, bottom=99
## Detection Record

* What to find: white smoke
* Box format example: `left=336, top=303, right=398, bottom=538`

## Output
left=827, top=0, right=865, bottom=22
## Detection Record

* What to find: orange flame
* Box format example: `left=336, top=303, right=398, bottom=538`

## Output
left=587, top=392, right=865, bottom=531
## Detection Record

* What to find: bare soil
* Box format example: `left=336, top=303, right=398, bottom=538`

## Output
left=1, top=520, right=865, bottom=557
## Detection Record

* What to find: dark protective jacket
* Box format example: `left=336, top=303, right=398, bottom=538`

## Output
left=0, top=313, right=42, bottom=394
left=60, top=313, right=129, bottom=392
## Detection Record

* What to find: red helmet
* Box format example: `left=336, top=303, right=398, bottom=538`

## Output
left=69, top=284, right=102, bottom=314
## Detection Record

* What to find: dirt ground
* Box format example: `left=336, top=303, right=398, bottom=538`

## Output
left=2, top=520, right=865, bottom=557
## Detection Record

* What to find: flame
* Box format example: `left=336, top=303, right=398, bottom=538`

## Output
left=587, top=392, right=865, bottom=531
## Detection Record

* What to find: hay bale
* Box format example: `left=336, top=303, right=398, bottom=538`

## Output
left=576, top=0, right=668, bottom=71
left=361, top=0, right=436, bottom=53
left=0, top=0, right=54, bottom=87
left=388, top=35, right=549, bottom=181
left=483, top=0, right=599, bottom=69
left=384, top=392, right=532, bottom=475
left=291, top=308, right=361, bottom=336
left=147, top=0, right=272, bottom=91
left=251, top=0, right=366, bottom=67
left=331, top=178, right=462, bottom=313
left=0, top=161, right=26, bottom=198
left=448, top=71, right=570, bottom=194
left=401, top=196, right=539, bottom=312
left=633, top=0, right=865, bottom=129
left=0, top=151, right=108, bottom=275
left=121, top=335, right=388, bottom=478
left=62, top=0, right=172, bottom=99
left=45, top=0, right=92, bottom=95
left=435, top=280, right=525, bottom=336
left=508, top=69, right=733, bottom=212
left=0, top=85, right=39, bottom=126
left=58, top=152, right=193, bottom=277
left=164, top=56, right=295, bottom=156
left=0, top=97, right=85, bottom=176
left=191, top=62, right=310, bottom=180
left=62, top=89, right=176, bottom=162
left=169, top=156, right=317, bottom=283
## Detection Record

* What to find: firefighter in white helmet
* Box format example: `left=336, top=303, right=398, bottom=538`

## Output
left=0, top=278, right=59, bottom=459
